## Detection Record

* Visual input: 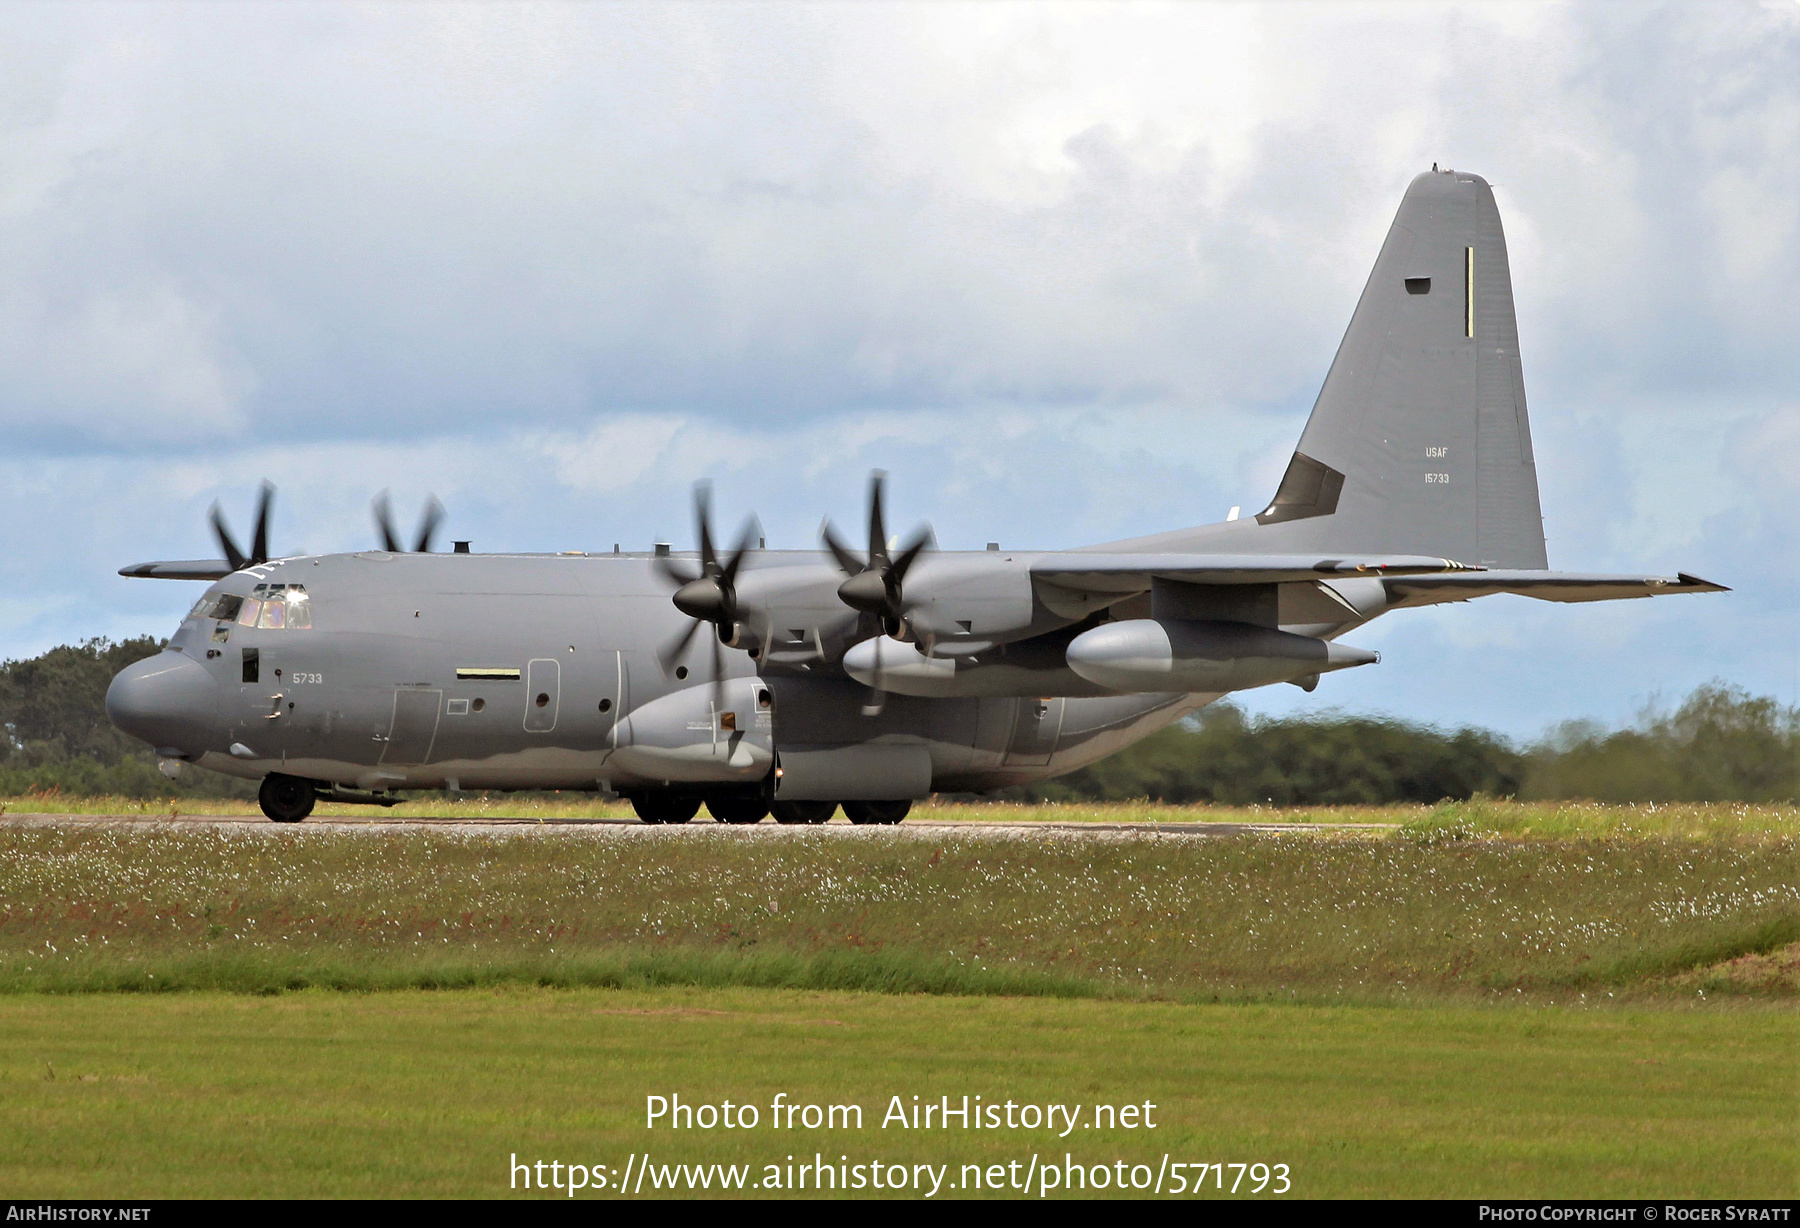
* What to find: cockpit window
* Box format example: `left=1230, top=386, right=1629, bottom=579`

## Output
left=205, top=585, right=308, bottom=630
left=285, top=587, right=312, bottom=629
left=187, top=596, right=212, bottom=620
left=203, top=593, right=244, bottom=622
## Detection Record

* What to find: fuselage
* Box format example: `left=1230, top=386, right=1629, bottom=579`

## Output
left=107, top=548, right=1207, bottom=799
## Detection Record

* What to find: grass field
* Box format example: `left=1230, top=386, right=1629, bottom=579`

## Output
left=0, top=811, right=1794, bottom=999
left=0, top=987, right=1793, bottom=1199
left=6, top=792, right=1800, bottom=838
left=0, top=803, right=1794, bottom=1198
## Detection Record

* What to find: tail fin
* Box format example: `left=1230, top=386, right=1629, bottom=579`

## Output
left=1255, top=169, right=1547, bottom=568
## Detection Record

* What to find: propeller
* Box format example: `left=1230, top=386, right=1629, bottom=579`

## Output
left=821, top=471, right=932, bottom=638
left=821, top=472, right=933, bottom=717
left=372, top=491, right=446, bottom=553
left=653, top=482, right=761, bottom=679
left=210, top=481, right=276, bottom=571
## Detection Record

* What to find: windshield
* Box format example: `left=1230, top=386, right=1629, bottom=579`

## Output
left=194, top=584, right=309, bottom=630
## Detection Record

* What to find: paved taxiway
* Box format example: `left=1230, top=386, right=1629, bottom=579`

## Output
left=3, top=813, right=1393, bottom=837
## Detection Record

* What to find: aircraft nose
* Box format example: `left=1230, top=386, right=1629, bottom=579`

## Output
left=106, top=651, right=220, bottom=754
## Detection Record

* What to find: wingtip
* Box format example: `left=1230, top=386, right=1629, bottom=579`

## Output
left=1676, top=572, right=1730, bottom=593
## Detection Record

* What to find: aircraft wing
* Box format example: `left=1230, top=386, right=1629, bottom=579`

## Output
left=1383, top=570, right=1728, bottom=607
left=1029, top=552, right=1480, bottom=592
left=118, top=560, right=235, bottom=581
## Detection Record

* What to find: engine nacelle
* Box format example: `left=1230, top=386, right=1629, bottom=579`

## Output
left=841, top=634, right=1114, bottom=698
left=607, top=678, right=774, bottom=783
left=1065, top=619, right=1376, bottom=693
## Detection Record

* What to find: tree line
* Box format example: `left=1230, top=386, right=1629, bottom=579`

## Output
left=2, top=637, right=1795, bottom=803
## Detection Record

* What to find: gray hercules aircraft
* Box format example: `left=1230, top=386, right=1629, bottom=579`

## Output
left=107, top=168, right=1724, bottom=824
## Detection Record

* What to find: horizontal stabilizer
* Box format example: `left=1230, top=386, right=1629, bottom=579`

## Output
left=1033, top=552, right=1481, bottom=594
left=1384, top=571, right=1727, bottom=607
left=118, top=560, right=234, bottom=581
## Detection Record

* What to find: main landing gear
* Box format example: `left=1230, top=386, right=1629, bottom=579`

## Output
left=842, top=800, right=910, bottom=825
left=707, top=797, right=769, bottom=824
left=631, top=794, right=702, bottom=825
left=771, top=801, right=836, bottom=825
left=628, top=795, right=912, bottom=826
left=258, top=773, right=316, bottom=823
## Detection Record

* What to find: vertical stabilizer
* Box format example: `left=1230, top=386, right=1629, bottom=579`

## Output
left=1256, top=170, right=1547, bottom=567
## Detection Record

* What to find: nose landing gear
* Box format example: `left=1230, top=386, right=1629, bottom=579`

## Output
left=258, top=773, right=316, bottom=823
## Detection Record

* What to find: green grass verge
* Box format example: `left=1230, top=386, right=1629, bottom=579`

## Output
left=0, top=987, right=1792, bottom=1199
left=1587, top=916, right=1800, bottom=990
left=7, top=794, right=1800, bottom=839
left=2, top=822, right=1794, bottom=1001
left=0, top=947, right=1100, bottom=1000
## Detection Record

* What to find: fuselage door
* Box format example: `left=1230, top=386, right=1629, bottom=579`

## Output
left=235, top=646, right=287, bottom=756
left=382, top=687, right=442, bottom=765
left=1003, top=697, right=1065, bottom=766
left=525, top=658, right=561, bottom=733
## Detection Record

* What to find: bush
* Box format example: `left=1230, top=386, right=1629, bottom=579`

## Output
left=1522, top=684, right=1800, bottom=803
left=1006, top=704, right=1524, bottom=805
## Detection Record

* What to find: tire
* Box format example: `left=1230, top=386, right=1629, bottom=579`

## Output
left=707, top=797, right=769, bottom=825
left=841, top=799, right=910, bottom=825
left=771, top=801, right=837, bottom=825
left=258, top=773, right=316, bottom=823
left=631, top=794, right=700, bottom=825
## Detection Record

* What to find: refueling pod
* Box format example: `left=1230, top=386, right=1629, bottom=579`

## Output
left=1065, top=619, right=1377, bottom=693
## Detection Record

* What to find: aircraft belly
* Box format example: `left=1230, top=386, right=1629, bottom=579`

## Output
left=931, top=691, right=1214, bottom=793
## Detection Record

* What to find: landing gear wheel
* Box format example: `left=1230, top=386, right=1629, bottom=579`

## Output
left=841, top=799, right=910, bottom=825
left=631, top=794, right=701, bottom=825
left=771, top=801, right=837, bottom=825
left=707, top=797, right=769, bottom=825
left=258, top=773, right=316, bottom=824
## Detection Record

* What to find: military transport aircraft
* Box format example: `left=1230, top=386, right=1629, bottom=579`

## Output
left=106, top=168, right=1725, bottom=824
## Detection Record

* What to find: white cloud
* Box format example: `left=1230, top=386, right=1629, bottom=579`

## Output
left=0, top=1, right=1795, bottom=735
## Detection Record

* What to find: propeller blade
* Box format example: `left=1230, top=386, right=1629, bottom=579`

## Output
left=249, top=482, right=273, bottom=566
left=710, top=631, right=726, bottom=715
left=653, top=554, right=701, bottom=587
left=372, top=491, right=403, bottom=553
left=694, top=482, right=718, bottom=575
left=888, top=528, right=932, bottom=586
left=867, top=471, right=889, bottom=567
left=820, top=519, right=864, bottom=576
left=655, top=618, right=703, bottom=677
left=719, top=517, right=760, bottom=590
left=209, top=505, right=247, bottom=572
left=412, top=496, right=445, bottom=553
left=861, top=687, right=886, bottom=718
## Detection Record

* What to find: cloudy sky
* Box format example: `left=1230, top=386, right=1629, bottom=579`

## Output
left=2, top=1, right=1795, bottom=738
